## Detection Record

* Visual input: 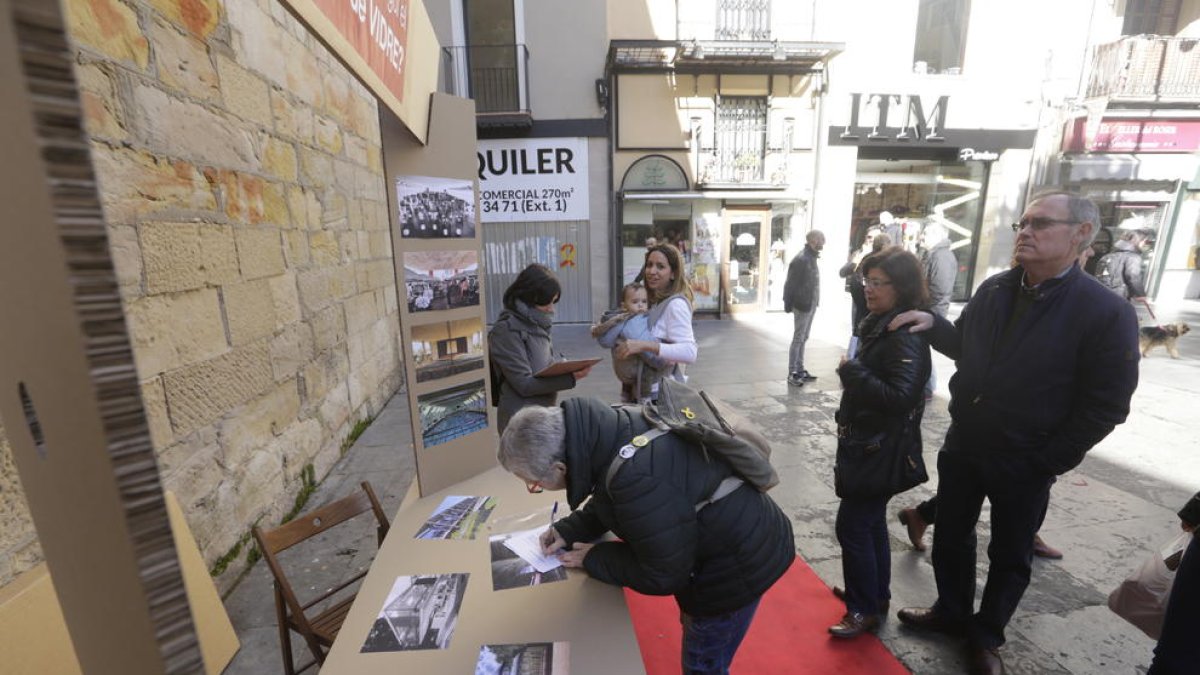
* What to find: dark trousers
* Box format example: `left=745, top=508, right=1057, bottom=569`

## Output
left=1149, top=533, right=1200, bottom=674
left=916, top=495, right=938, bottom=525
left=680, top=597, right=761, bottom=675
left=836, top=495, right=892, bottom=615
left=931, top=450, right=1054, bottom=649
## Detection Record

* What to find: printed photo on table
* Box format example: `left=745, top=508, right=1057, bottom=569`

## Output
left=476, top=642, right=570, bottom=675
left=411, top=318, right=485, bottom=383
left=396, top=175, right=476, bottom=239
left=417, top=379, right=488, bottom=448
left=488, top=530, right=568, bottom=591
left=403, top=250, right=480, bottom=313
left=361, top=573, right=469, bottom=653
left=413, top=495, right=497, bottom=540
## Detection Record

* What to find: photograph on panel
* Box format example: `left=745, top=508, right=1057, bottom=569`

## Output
left=417, top=379, right=488, bottom=448
left=360, top=573, right=469, bottom=653
left=476, top=642, right=570, bottom=675
left=411, top=318, right=485, bottom=383
left=396, top=175, right=476, bottom=239
left=403, top=250, right=481, bottom=313
left=488, top=529, right=568, bottom=591
left=413, top=495, right=498, bottom=540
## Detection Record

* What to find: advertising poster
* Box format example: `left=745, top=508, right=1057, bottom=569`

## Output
left=417, top=379, right=487, bottom=447
left=411, top=318, right=485, bottom=382
left=403, top=250, right=480, bottom=313
left=397, top=175, right=476, bottom=239
left=477, top=137, right=589, bottom=223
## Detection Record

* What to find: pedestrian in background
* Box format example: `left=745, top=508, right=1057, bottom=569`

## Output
left=783, top=230, right=825, bottom=386
left=890, top=190, right=1140, bottom=675
left=614, top=244, right=696, bottom=399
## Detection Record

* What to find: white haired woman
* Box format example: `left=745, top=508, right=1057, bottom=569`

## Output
left=499, top=398, right=794, bottom=675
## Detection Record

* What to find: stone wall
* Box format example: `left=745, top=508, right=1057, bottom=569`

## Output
left=0, top=0, right=404, bottom=591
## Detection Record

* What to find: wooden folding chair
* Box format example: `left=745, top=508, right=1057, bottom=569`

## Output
left=252, top=481, right=391, bottom=674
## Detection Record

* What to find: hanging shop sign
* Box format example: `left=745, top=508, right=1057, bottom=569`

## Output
left=1062, top=118, right=1200, bottom=153
left=477, top=137, right=589, bottom=222
left=828, top=92, right=1034, bottom=152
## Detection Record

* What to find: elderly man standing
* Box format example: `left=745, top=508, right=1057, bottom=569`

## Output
left=891, top=190, right=1140, bottom=675
left=783, top=230, right=825, bottom=386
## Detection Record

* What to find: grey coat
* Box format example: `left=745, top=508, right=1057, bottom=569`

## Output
left=923, top=239, right=957, bottom=317
left=488, top=304, right=576, bottom=432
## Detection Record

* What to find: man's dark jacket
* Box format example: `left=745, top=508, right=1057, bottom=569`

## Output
left=925, top=265, right=1139, bottom=476
left=783, top=245, right=820, bottom=313
left=1096, top=239, right=1147, bottom=299
left=552, top=398, right=794, bottom=617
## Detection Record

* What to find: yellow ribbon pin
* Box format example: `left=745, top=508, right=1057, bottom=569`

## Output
left=681, top=407, right=696, bottom=420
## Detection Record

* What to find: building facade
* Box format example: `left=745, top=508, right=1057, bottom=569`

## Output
left=1033, top=0, right=1200, bottom=303
left=430, top=0, right=611, bottom=323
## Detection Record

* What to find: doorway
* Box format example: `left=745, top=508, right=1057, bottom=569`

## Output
left=722, top=209, right=770, bottom=313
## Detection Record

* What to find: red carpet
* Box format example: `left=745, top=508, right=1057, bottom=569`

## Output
left=624, top=558, right=910, bottom=674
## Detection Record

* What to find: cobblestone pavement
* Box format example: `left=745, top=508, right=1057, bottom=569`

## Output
left=224, top=299, right=1200, bottom=674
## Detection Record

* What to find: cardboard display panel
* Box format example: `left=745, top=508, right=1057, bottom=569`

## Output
left=383, top=93, right=498, bottom=497
left=321, top=467, right=645, bottom=674
left=0, top=1, right=200, bottom=671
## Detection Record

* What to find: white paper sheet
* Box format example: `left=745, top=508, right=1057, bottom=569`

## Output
left=500, top=527, right=563, bottom=573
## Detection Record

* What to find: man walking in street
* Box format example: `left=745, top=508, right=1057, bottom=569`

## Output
left=783, top=230, right=824, bottom=386
left=889, top=190, right=1140, bottom=675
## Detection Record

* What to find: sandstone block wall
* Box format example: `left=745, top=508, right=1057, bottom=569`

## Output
left=0, top=0, right=405, bottom=592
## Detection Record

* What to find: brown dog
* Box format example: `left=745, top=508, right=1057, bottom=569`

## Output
left=1139, top=322, right=1191, bottom=358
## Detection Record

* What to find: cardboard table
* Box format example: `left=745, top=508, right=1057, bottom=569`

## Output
left=321, top=466, right=646, bottom=674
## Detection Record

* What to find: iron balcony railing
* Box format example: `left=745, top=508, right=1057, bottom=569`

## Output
left=693, top=98, right=797, bottom=187
left=1086, top=35, right=1200, bottom=102
left=715, top=0, right=771, bottom=41
left=442, top=44, right=531, bottom=114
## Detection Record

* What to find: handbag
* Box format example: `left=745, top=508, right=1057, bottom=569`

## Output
left=1107, top=530, right=1192, bottom=639
left=833, top=411, right=927, bottom=499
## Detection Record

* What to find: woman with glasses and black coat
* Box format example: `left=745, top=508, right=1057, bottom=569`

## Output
left=829, top=247, right=932, bottom=639
left=489, top=264, right=592, bottom=433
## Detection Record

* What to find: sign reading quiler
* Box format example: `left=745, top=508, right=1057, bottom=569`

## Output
left=477, top=138, right=589, bottom=223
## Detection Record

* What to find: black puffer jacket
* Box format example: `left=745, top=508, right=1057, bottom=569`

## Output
left=836, top=309, right=930, bottom=438
left=552, top=398, right=795, bottom=617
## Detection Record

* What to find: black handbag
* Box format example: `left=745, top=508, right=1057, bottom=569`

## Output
left=833, top=411, right=928, bottom=499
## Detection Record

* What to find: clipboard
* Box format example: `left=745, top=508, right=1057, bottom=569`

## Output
left=535, top=358, right=601, bottom=378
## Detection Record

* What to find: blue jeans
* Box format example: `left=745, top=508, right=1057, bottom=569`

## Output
left=836, top=495, right=892, bottom=615
left=680, top=598, right=762, bottom=674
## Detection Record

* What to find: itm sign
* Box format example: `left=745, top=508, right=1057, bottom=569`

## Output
left=476, top=137, right=589, bottom=223
left=836, top=93, right=950, bottom=143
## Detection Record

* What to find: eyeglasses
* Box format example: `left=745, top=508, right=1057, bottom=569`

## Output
left=525, top=480, right=544, bottom=494
left=1011, top=217, right=1078, bottom=233
left=862, top=278, right=893, bottom=289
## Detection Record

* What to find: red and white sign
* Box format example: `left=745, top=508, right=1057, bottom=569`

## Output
left=297, top=0, right=410, bottom=105
left=1063, top=117, right=1200, bottom=153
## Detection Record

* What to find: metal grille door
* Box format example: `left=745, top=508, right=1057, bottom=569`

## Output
left=482, top=220, right=592, bottom=324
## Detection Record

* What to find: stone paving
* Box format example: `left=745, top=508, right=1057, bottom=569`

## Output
left=223, top=299, right=1200, bottom=674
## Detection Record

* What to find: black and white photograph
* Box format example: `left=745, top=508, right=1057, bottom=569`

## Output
left=476, top=642, right=571, bottom=675
left=417, top=379, right=488, bottom=448
left=411, top=318, right=485, bottom=383
left=403, top=250, right=481, bottom=313
left=360, top=573, right=469, bottom=653
left=396, top=175, right=476, bottom=239
left=413, top=495, right=497, bottom=540
left=489, top=530, right=568, bottom=591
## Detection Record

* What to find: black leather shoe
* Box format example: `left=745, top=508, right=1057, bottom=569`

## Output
left=828, top=611, right=881, bottom=639
left=831, top=586, right=889, bottom=615
left=968, top=645, right=1005, bottom=675
left=896, top=606, right=962, bottom=635
left=801, top=370, right=818, bottom=381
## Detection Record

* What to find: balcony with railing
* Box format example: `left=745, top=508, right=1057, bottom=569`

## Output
left=442, top=44, right=531, bottom=129
left=691, top=104, right=797, bottom=187
left=715, top=0, right=771, bottom=41
left=1086, top=35, right=1200, bottom=103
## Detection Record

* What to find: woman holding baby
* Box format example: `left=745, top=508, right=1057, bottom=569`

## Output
left=614, top=243, right=697, bottom=398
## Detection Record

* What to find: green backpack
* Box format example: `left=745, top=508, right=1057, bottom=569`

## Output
left=605, top=378, right=779, bottom=511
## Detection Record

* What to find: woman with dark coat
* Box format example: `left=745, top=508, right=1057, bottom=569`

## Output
left=499, top=398, right=795, bottom=674
left=830, top=247, right=932, bottom=638
left=489, top=264, right=591, bottom=433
